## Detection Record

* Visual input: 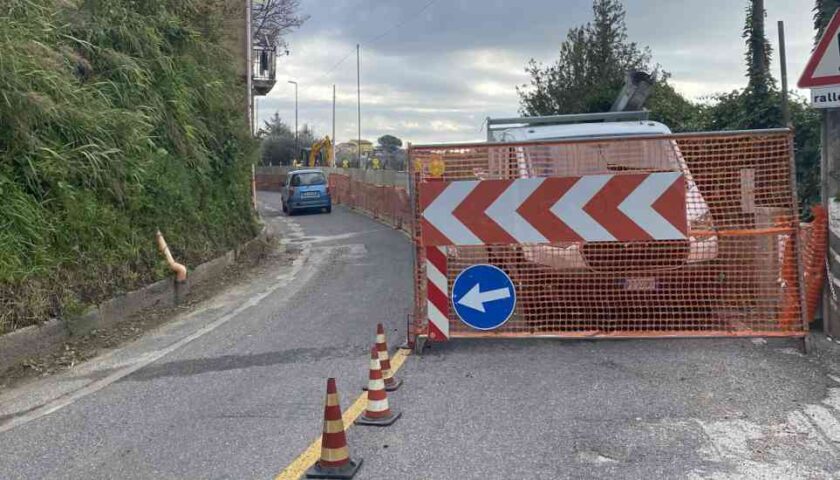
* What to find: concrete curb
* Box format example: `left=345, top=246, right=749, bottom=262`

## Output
left=0, top=224, right=275, bottom=373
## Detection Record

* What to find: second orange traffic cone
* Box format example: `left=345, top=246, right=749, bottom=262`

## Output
left=355, top=346, right=401, bottom=426
left=363, top=324, right=402, bottom=391
left=305, top=378, right=363, bottom=479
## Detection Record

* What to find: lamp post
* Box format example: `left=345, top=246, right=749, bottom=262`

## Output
left=288, top=80, right=298, bottom=160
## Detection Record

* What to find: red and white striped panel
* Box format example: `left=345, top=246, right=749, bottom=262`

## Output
left=425, top=246, right=449, bottom=341
left=419, top=173, right=687, bottom=247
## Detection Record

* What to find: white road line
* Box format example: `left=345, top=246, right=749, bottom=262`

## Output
left=804, top=404, right=840, bottom=444
left=0, top=217, right=316, bottom=434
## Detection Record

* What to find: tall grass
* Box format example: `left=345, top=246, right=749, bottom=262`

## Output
left=0, top=0, right=258, bottom=333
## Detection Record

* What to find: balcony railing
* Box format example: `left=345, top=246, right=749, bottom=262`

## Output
left=252, top=44, right=276, bottom=96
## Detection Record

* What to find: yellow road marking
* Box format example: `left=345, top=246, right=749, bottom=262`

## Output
left=275, top=348, right=410, bottom=480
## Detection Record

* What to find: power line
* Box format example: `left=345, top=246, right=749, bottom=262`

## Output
left=312, top=0, right=439, bottom=83
left=366, top=0, right=437, bottom=45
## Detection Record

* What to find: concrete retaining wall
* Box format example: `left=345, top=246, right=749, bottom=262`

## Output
left=0, top=225, right=274, bottom=373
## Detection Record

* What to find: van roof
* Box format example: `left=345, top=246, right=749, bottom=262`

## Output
left=495, top=120, right=672, bottom=142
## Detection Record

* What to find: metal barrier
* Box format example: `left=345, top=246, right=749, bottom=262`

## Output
left=409, top=130, right=810, bottom=342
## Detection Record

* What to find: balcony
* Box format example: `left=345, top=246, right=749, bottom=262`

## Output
left=252, top=44, right=277, bottom=96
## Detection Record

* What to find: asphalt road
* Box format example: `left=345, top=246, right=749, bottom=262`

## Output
left=3, top=192, right=840, bottom=479
left=0, top=192, right=412, bottom=479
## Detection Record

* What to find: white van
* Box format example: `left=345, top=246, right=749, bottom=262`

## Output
left=485, top=113, right=718, bottom=271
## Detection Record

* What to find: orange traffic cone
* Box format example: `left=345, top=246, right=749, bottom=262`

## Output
left=355, top=346, right=401, bottom=426
left=305, top=378, right=363, bottom=479
left=363, top=324, right=402, bottom=391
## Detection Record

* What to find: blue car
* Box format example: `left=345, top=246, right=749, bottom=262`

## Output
left=282, top=169, right=332, bottom=215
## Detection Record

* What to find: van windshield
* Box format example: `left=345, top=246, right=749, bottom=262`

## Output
left=291, top=172, right=326, bottom=186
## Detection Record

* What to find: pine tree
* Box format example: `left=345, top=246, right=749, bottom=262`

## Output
left=517, top=0, right=652, bottom=116
left=744, top=0, right=772, bottom=96
left=814, top=0, right=840, bottom=42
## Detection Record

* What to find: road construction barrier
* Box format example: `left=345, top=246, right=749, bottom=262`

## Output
left=408, top=130, right=812, bottom=343
left=328, top=173, right=412, bottom=232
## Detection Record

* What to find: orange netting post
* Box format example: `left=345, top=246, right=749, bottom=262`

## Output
left=778, top=220, right=801, bottom=330
left=803, top=205, right=828, bottom=323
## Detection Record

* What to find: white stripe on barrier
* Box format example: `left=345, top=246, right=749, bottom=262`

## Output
left=551, top=174, right=617, bottom=242
left=422, top=181, right=482, bottom=245
left=618, top=172, right=685, bottom=240
left=486, top=178, right=549, bottom=244
left=426, top=259, right=448, bottom=293
left=428, top=300, right=450, bottom=337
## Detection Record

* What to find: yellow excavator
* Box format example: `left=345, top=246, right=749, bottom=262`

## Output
left=301, top=136, right=334, bottom=167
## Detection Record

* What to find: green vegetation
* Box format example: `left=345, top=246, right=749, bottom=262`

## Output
left=518, top=0, right=822, bottom=217
left=0, top=0, right=258, bottom=333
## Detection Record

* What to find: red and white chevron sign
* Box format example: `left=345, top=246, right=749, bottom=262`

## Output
left=419, top=173, right=687, bottom=246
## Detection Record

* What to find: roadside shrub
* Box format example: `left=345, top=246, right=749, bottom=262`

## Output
left=0, top=0, right=258, bottom=333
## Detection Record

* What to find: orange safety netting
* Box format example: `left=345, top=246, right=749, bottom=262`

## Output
left=801, top=205, right=828, bottom=324
left=409, top=130, right=809, bottom=340
left=329, top=173, right=412, bottom=233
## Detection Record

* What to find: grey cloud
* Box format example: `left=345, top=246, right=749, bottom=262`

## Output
left=259, top=0, right=816, bottom=144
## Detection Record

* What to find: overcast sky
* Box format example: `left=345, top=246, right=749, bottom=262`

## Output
left=256, top=0, right=817, bottom=145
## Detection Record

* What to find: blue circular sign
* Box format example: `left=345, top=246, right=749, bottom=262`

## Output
left=451, top=264, right=516, bottom=331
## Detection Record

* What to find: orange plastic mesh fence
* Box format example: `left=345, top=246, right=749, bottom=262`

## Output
left=329, top=173, right=412, bottom=232
left=410, top=130, right=808, bottom=339
left=801, top=205, right=828, bottom=324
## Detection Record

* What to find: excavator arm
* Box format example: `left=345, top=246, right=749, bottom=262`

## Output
left=308, top=136, right=333, bottom=167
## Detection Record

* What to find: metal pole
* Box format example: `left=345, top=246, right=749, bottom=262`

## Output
left=253, top=97, right=259, bottom=136
left=287, top=80, right=298, bottom=162
left=246, top=0, right=253, bottom=130
left=778, top=20, right=791, bottom=127
left=824, top=109, right=840, bottom=338
left=357, top=43, right=361, bottom=168
left=332, top=84, right=336, bottom=167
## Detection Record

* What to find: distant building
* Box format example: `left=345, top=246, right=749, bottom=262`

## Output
left=344, top=139, right=374, bottom=156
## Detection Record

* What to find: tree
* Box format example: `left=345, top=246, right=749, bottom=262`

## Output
left=744, top=0, right=772, bottom=96
left=252, top=0, right=308, bottom=50
left=517, top=0, right=699, bottom=128
left=377, top=135, right=402, bottom=152
left=814, top=0, right=840, bottom=41
left=258, top=112, right=296, bottom=165
left=298, top=123, right=317, bottom=149
left=697, top=2, right=823, bottom=215
left=517, top=0, right=654, bottom=116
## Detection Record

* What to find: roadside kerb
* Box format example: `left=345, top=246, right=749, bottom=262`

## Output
left=0, top=224, right=275, bottom=373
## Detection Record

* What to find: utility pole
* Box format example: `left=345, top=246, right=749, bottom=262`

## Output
left=332, top=84, right=336, bottom=167
left=253, top=97, right=259, bottom=136
left=777, top=21, right=791, bottom=127
left=357, top=43, right=361, bottom=168
left=804, top=9, right=840, bottom=338
left=288, top=80, right=298, bottom=159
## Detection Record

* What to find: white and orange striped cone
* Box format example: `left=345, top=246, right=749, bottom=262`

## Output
left=305, top=378, right=363, bottom=479
left=362, top=324, right=402, bottom=391
left=355, top=346, right=401, bottom=427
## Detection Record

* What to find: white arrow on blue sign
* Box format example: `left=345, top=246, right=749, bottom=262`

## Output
left=451, top=264, right=516, bottom=331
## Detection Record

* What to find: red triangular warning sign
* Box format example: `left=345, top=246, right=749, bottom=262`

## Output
left=800, top=9, right=840, bottom=88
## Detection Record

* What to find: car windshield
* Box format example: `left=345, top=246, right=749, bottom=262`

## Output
left=291, top=172, right=326, bottom=186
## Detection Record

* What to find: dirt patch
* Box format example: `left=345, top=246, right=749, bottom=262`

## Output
left=0, top=239, right=296, bottom=392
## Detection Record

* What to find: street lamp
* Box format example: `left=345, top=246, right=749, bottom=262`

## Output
left=287, top=80, right=298, bottom=161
